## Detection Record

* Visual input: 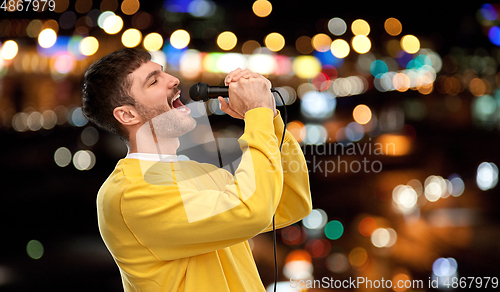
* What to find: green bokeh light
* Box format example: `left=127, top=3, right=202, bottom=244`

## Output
left=324, top=220, right=344, bottom=240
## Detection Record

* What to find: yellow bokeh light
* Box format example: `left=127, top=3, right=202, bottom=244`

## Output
left=79, top=36, right=99, bottom=56
left=330, top=39, right=350, bottom=58
left=384, top=17, right=402, bottom=36
left=351, top=19, right=370, bottom=36
left=121, top=0, right=140, bottom=15
left=311, top=33, right=332, bottom=52
left=38, top=28, right=57, bottom=48
left=292, top=56, right=321, bottom=79
left=252, top=0, right=272, bottom=17
left=1, top=40, right=18, bottom=60
left=121, top=28, right=142, bottom=48
left=217, top=31, right=237, bottom=51
left=353, top=104, right=372, bottom=125
left=265, top=32, right=285, bottom=52
left=170, top=29, right=190, bottom=49
left=401, top=35, right=420, bottom=54
left=143, top=32, right=163, bottom=51
left=103, top=15, right=123, bottom=34
left=351, top=35, right=371, bottom=54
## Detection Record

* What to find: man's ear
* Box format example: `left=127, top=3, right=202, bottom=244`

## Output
left=113, top=105, right=141, bottom=127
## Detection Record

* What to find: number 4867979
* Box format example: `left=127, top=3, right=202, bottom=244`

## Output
left=1, top=0, right=56, bottom=12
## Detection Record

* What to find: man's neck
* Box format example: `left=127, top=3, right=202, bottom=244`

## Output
left=128, top=136, right=180, bottom=156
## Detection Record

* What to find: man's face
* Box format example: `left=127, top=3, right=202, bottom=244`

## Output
left=129, top=60, right=196, bottom=138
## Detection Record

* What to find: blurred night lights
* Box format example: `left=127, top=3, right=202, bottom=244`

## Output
left=73, top=150, right=96, bottom=171
left=371, top=228, right=397, bottom=248
left=302, top=209, right=328, bottom=230
left=79, top=36, right=99, bottom=56
left=38, top=29, right=57, bottom=48
left=432, top=257, right=458, bottom=289
left=476, top=162, right=498, bottom=191
left=303, top=124, right=327, bottom=145
left=330, top=39, right=350, bottom=58
left=26, top=240, right=44, bottom=260
left=122, top=28, right=142, bottom=48
left=144, top=33, right=164, bottom=51
left=324, top=220, right=344, bottom=240
left=217, top=31, right=238, bottom=51
left=1, top=40, right=19, bottom=60
left=328, top=17, right=347, bottom=36
left=353, top=104, right=372, bottom=124
left=300, top=91, right=336, bottom=119
left=326, top=253, right=350, bottom=273
left=384, top=18, right=402, bottom=36
left=188, top=0, right=216, bottom=17
left=81, top=126, right=100, bottom=146
left=252, top=0, right=272, bottom=18
left=265, top=33, right=285, bottom=52
left=54, top=147, right=72, bottom=167
left=170, top=30, right=191, bottom=49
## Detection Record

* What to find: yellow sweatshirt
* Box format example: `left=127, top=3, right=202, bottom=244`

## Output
left=97, top=108, right=312, bottom=292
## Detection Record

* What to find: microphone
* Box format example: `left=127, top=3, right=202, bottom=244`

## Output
left=189, top=82, right=278, bottom=102
left=189, top=82, right=229, bottom=101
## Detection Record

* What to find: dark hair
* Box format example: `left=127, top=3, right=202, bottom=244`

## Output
left=81, top=48, right=151, bottom=140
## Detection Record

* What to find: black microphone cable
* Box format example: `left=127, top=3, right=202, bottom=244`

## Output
left=271, top=88, right=287, bottom=292
left=209, top=88, right=287, bottom=292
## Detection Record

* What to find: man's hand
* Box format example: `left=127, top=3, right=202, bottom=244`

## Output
left=218, top=68, right=277, bottom=119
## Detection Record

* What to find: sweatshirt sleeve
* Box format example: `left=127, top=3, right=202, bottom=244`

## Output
left=119, top=107, right=284, bottom=261
left=260, top=110, right=313, bottom=232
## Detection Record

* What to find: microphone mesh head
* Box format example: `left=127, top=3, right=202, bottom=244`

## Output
left=189, top=82, right=209, bottom=101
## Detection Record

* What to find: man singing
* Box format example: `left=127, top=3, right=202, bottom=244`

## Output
left=81, top=48, right=312, bottom=292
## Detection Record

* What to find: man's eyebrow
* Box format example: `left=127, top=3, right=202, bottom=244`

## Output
left=143, top=70, right=161, bottom=87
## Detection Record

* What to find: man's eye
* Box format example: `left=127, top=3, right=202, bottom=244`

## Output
left=150, top=80, right=157, bottom=86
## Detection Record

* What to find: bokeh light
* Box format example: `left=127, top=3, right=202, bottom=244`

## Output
left=103, top=14, right=123, bottom=34
left=292, top=56, right=321, bottom=79
left=252, top=0, right=272, bottom=17
left=352, top=35, right=371, bottom=54
left=358, top=217, right=376, bottom=236
left=170, top=30, right=190, bottom=49
left=79, top=36, right=99, bottom=56
left=384, top=17, right=402, bottom=36
left=121, top=0, right=140, bottom=15
left=264, top=32, right=285, bottom=52
left=38, top=28, right=57, bottom=48
left=121, top=28, right=142, bottom=48
left=1, top=40, right=19, bottom=60
left=324, top=220, right=344, bottom=240
left=26, top=240, right=44, bottom=260
left=351, top=19, right=370, bottom=36
left=143, top=32, right=163, bottom=51
left=312, top=33, right=332, bottom=52
left=73, top=150, right=96, bottom=171
left=353, top=104, right=372, bottom=124
left=217, top=31, right=237, bottom=51
left=330, top=39, right=349, bottom=58
left=302, top=209, right=328, bottom=229
left=401, top=35, right=420, bottom=54
left=328, top=17, right=347, bottom=36
left=476, top=162, right=498, bottom=191
left=349, top=247, right=368, bottom=269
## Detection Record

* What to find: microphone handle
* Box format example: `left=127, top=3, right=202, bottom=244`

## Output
left=206, top=86, right=229, bottom=98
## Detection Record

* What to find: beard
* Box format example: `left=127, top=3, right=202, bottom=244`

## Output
left=135, top=98, right=196, bottom=139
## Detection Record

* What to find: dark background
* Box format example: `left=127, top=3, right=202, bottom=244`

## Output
left=1, top=0, right=499, bottom=291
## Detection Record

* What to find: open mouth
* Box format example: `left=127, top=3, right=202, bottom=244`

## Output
left=172, top=92, right=190, bottom=113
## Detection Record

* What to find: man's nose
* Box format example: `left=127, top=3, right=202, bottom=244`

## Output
left=165, top=73, right=180, bottom=88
